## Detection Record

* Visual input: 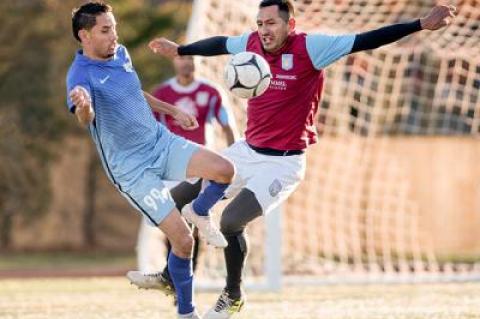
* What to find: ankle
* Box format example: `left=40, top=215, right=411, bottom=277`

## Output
left=225, top=286, right=243, bottom=300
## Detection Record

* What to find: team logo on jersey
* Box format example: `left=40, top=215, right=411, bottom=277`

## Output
left=281, top=54, right=294, bottom=71
left=123, top=61, right=134, bottom=72
left=123, top=50, right=134, bottom=72
left=196, top=92, right=209, bottom=107
left=269, top=179, right=283, bottom=197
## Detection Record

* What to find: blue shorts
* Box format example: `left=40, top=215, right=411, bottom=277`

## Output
left=120, top=132, right=200, bottom=226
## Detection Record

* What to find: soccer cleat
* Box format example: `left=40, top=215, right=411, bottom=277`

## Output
left=181, top=204, right=227, bottom=248
left=203, top=290, right=245, bottom=319
left=178, top=310, right=202, bottom=319
left=126, top=270, right=175, bottom=296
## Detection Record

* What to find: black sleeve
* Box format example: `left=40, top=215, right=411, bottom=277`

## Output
left=178, top=36, right=229, bottom=56
left=350, top=20, right=422, bottom=53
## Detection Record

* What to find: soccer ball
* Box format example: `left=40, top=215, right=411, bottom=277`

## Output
left=224, top=52, right=272, bottom=99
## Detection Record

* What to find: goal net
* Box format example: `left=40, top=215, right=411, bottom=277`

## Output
left=186, top=0, right=480, bottom=289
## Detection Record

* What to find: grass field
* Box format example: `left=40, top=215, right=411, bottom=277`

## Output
left=0, top=251, right=135, bottom=272
left=0, top=277, right=479, bottom=319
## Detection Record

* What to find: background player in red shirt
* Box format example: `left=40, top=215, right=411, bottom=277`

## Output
left=134, top=0, right=455, bottom=317
left=130, top=55, right=238, bottom=294
left=153, top=55, right=236, bottom=146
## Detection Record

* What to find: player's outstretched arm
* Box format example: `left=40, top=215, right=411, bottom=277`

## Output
left=149, top=36, right=229, bottom=58
left=350, top=5, right=455, bottom=54
left=69, top=86, right=95, bottom=126
left=143, top=91, right=198, bottom=130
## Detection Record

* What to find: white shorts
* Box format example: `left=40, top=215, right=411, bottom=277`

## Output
left=222, top=140, right=306, bottom=215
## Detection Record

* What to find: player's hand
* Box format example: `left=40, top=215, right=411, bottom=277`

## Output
left=173, top=111, right=198, bottom=131
left=420, top=5, right=456, bottom=30
left=148, top=37, right=179, bottom=59
left=70, top=86, right=94, bottom=125
left=69, top=85, right=91, bottom=110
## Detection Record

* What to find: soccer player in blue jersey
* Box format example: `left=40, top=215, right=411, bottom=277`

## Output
left=66, top=3, right=235, bottom=319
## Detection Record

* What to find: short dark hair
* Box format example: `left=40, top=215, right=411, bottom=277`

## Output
left=259, top=0, right=295, bottom=22
left=72, top=2, right=112, bottom=42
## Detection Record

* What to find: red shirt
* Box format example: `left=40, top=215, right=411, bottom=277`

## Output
left=152, top=78, right=224, bottom=145
left=246, top=32, right=324, bottom=150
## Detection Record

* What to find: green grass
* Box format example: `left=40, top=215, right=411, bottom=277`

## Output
left=0, top=251, right=136, bottom=271
left=0, top=278, right=479, bottom=319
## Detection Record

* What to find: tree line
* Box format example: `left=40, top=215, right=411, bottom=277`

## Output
left=0, top=0, right=191, bottom=249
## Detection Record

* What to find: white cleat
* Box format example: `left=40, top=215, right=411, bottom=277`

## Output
left=203, top=290, right=245, bottom=319
left=178, top=310, right=202, bottom=319
left=181, top=204, right=227, bottom=248
left=126, top=270, right=175, bottom=296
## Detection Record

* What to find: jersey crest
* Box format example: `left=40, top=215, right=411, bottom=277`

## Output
left=175, top=97, right=198, bottom=118
left=123, top=50, right=134, bottom=72
left=123, top=62, right=134, bottom=73
left=281, top=54, right=294, bottom=71
left=195, top=91, right=209, bottom=107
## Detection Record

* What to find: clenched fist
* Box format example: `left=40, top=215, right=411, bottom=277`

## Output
left=69, top=86, right=94, bottom=125
left=173, top=110, right=199, bottom=131
left=69, top=86, right=91, bottom=110
left=420, top=5, right=456, bottom=30
left=149, top=37, right=179, bottom=59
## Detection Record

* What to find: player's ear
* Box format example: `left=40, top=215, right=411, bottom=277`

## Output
left=78, top=29, right=90, bottom=43
left=288, top=18, right=296, bottom=31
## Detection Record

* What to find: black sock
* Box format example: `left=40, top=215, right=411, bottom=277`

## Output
left=224, top=232, right=248, bottom=299
left=192, top=233, right=200, bottom=272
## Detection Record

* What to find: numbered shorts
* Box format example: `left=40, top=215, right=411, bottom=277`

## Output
left=120, top=134, right=200, bottom=226
left=222, top=140, right=306, bottom=215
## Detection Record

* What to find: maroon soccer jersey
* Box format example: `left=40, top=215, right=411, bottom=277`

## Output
left=152, top=78, right=224, bottom=145
left=246, top=32, right=324, bottom=150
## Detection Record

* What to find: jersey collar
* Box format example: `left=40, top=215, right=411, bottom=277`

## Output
left=169, top=78, right=201, bottom=93
left=74, top=45, right=122, bottom=67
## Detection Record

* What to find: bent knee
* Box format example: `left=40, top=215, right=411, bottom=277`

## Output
left=214, top=158, right=235, bottom=184
left=220, top=216, right=244, bottom=235
left=171, top=234, right=194, bottom=257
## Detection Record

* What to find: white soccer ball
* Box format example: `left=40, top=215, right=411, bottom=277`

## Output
left=224, top=52, right=272, bottom=99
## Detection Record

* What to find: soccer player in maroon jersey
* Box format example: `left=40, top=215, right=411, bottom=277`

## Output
left=137, top=1, right=455, bottom=317
left=131, top=55, right=237, bottom=287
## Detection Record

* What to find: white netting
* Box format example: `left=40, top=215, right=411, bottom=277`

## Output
left=188, top=0, right=480, bottom=287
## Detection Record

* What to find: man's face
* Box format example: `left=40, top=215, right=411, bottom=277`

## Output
left=81, top=12, right=118, bottom=60
left=256, top=5, right=293, bottom=52
left=173, top=56, right=195, bottom=78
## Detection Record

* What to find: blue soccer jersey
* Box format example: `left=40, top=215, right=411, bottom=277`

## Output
left=66, top=45, right=199, bottom=225
left=66, top=45, right=166, bottom=183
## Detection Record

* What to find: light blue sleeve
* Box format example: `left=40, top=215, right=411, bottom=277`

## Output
left=306, top=33, right=356, bottom=70
left=66, top=66, right=92, bottom=113
left=206, top=95, right=230, bottom=126
left=216, top=106, right=231, bottom=126
left=226, top=32, right=251, bottom=54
